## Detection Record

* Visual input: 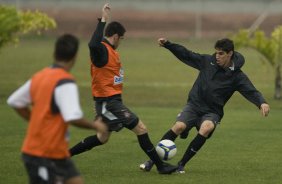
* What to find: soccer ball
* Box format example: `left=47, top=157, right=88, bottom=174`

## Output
left=156, top=139, right=177, bottom=161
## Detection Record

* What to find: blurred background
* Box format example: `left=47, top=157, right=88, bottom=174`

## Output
left=1, top=0, right=282, bottom=39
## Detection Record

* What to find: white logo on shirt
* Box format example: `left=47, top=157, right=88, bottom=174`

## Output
left=114, top=68, right=124, bottom=85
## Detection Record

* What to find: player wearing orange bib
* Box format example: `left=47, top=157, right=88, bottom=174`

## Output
left=22, top=67, right=74, bottom=159
left=69, top=3, right=178, bottom=174
left=90, top=41, right=123, bottom=97
left=7, top=34, right=96, bottom=184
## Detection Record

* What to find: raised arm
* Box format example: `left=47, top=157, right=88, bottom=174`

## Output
left=88, top=3, right=111, bottom=67
left=158, top=38, right=205, bottom=70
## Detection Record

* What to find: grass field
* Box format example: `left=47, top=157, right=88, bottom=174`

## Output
left=0, top=37, right=281, bottom=184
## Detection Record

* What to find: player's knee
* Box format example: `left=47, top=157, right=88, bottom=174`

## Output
left=199, top=121, right=215, bottom=137
left=132, top=120, right=148, bottom=135
left=97, top=132, right=111, bottom=144
left=94, top=117, right=109, bottom=132
left=172, top=121, right=187, bottom=135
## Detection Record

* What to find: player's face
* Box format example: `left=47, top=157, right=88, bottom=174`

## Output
left=215, top=49, right=233, bottom=68
left=113, top=35, right=124, bottom=49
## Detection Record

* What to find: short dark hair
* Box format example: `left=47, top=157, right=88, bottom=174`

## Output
left=105, top=21, right=126, bottom=37
left=214, top=38, right=234, bottom=53
left=54, top=34, right=79, bottom=61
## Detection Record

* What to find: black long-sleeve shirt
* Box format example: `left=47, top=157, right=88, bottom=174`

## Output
left=88, top=19, right=114, bottom=68
left=163, top=41, right=266, bottom=119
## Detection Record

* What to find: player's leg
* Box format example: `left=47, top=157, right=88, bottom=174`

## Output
left=71, top=97, right=127, bottom=157
left=131, top=120, right=178, bottom=174
left=70, top=100, right=113, bottom=156
left=162, top=103, right=199, bottom=141
left=162, top=121, right=186, bottom=140
left=51, top=157, right=83, bottom=184
left=140, top=103, right=197, bottom=172
left=139, top=120, right=186, bottom=172
left=69, top=117, right=110, bottom=156
left=22, top=154, right=82, bottom=184
left=105, top=98, right=177, bottom=174
left=177, top=113, right=220, bottom=173
left=22, top=153, right=52, bottom=184
left=94, top=97, right=177, bottom=174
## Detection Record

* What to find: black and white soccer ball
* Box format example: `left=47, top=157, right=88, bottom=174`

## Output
left=156, top=139, right=177, bottom=161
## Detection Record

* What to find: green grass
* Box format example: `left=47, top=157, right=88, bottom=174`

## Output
left=0, top=37, right=281, bottom=184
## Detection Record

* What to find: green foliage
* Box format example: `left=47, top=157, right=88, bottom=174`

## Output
left=0, top=5, right=56, bottom=49
left=271, top=26, right=282, bottom=63
left=233, top=26, right=282, bottom=67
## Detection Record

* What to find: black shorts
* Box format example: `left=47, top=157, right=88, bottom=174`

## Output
left=176, top=103, right=221, bottom=138
left=95, top=96, right=139, bottom=132
left=22, top=153, right=80, bottom=184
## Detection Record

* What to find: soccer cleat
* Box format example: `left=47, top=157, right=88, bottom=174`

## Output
left=157, top=163, right=178, bottom=174
left=176, top=163, right=185, bottom=174
left=139, top=160, right=154, bottom=172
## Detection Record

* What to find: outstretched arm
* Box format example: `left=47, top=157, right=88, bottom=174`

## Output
left=158, top=38, right=205, bottom=70
left=236, top=72, right=270, bottom=117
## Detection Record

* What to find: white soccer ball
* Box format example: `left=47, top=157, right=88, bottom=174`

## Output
left=156, top=139, right=177, bottom=161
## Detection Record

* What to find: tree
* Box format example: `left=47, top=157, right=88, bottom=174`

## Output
left=0, top=5, right=56, bottom=49
left=233, top=26, right=282, bottom=99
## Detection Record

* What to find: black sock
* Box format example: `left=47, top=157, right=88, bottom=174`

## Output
left=69, top=135, right=102, bottom=156
left=179, top=133, right=206, bottom=166
left=137, top=133, right=163, bottom=169
left=161, top=129, right=178, bottom=141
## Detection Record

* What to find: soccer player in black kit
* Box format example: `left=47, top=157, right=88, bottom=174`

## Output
left=140, top=37, right=270, bottom=174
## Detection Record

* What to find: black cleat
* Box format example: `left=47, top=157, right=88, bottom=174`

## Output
left=157, top=163, right=178, bottom=174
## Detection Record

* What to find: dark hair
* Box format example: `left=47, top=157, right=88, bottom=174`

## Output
left=105, top=21, right=126, bottom=37
left=54, top=34, right=79, bottom=61
left=214, top=38, right=234, bottom=53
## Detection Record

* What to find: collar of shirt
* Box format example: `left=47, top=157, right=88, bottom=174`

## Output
left=229, top=62, right=235, bottom=71
left=103, top=38, right=115, bottom=49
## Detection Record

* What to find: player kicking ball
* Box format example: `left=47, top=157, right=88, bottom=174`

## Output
left=69, top=4, right=178, bottom=174
left=140, top=37, right=270, bottom=174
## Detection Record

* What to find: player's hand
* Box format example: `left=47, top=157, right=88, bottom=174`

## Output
left=101, top=3, right=111, bottom=22
left=260, top=103, right=270, bottom=117
left=158, top=38, right=168, bottom=47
